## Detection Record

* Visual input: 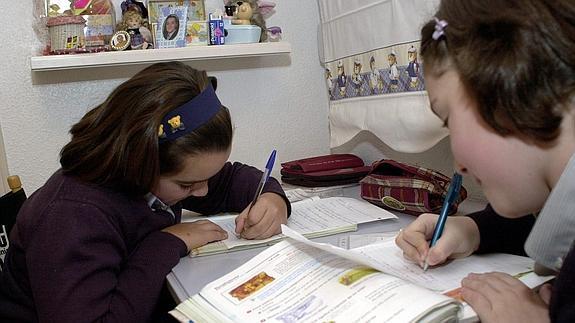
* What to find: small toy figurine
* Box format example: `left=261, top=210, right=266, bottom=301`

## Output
left=117, top=9, right=153, bottom=49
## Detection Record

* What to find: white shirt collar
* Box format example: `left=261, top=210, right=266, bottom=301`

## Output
left=144, top=192, right=175, bottom=218
left=525, top=151, right=575, bottom=272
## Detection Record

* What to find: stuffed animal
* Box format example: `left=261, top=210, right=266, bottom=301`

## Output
left=227, top=0, right=268, bottom=42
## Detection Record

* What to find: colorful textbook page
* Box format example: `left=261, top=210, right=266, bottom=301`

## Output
left=170, top=225, right=552, bottom=323
left=188, top=196, right=397, bottom=256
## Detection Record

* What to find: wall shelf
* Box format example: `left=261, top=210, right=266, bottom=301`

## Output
left=30, top=42, right=291, bottom=71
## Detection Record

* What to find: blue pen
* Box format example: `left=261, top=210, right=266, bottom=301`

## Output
left=249, top=149, right=277, bottom=210
left=423, top=172, right=463, bottom=271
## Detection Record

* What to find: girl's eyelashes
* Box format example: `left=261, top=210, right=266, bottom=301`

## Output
left=178, top=183, right=196, bottom=190
left=178, top=181, right=206, bottom=190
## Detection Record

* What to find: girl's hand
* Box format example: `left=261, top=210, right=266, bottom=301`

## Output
left=462, top=272, right=550, bottom=323
left=395, top=213, right=480, bottom=267
left=235, top=192, right=288, bottom=240
left=162, top=220, right=228, bottom=253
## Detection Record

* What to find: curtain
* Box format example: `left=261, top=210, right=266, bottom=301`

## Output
left=318, top=0, right=447, bottom=153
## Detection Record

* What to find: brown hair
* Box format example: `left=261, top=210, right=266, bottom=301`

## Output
left=421, top=0, right=575, bottom=142
left=60, top=61, right=233, bottom=195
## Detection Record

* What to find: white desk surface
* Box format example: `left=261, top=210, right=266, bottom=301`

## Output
left=167, top=185, right=486, bottom=302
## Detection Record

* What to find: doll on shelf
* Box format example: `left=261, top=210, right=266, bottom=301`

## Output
left=116, top=9, right=153, bottom=49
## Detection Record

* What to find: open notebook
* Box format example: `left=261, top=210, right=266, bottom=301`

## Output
left=187, top=196, right=397, bottom=256
left=171, top=225, right=553, bottom=323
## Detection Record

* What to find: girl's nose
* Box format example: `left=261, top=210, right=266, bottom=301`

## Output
left=190, top=182, right=208, bottom=197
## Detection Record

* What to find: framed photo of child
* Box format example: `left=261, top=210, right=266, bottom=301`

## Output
left=147, top=0, right=205, bottom=24
left=155, top=6, right=188, bottom=48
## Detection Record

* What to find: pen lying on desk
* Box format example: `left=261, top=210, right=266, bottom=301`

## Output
left=423, top=172, right=463, bottom=271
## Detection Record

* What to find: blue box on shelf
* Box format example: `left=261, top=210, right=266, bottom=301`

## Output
left=208, top=13, right=225, bottom=45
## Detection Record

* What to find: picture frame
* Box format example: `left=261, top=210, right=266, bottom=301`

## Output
left=147, top=0, right=205, bottom=25
left=155, top=5, right=188, bottom=48
left=185, top=21, right=208, bottom=46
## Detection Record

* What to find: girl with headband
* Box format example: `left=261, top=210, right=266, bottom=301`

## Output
left=0, top=61, right=290, bottom=322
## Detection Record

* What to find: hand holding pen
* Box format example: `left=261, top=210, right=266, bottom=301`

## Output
left=249, top=149, right=277, bottom=212
left=423, top=173, right=463, bottom=271
left=395, top=172, right=480, bottom=270
left=235, top=150, right=288, bottom=239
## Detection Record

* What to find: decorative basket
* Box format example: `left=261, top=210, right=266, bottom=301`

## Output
left=46, top=15, right=87, bottom=52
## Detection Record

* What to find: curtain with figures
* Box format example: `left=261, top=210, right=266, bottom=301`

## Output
left=318, top=0, right=448, bottom=153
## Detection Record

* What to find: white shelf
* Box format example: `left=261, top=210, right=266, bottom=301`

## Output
left=30, top=42, right=291, bottom=71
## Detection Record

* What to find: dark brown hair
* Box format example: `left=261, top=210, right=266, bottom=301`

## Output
left=60, top=61, right=233, bottom=195
left=421, top=0, right=575, bottom=142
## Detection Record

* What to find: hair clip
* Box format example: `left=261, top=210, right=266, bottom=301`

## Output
left=432, top=17, right=448, bottom=40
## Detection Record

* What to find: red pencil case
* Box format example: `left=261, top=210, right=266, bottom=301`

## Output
left=360, top=159, right=467, bottom=216
left=281, top=154, right=371, bottom=187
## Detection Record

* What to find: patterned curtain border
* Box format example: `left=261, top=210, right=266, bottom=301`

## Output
left=325, top=41, right=424, bottom=100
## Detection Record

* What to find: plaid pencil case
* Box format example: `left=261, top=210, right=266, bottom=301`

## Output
left=359, top=159, right=467, bottom=216
left=281, top=154, right=371, bottom=187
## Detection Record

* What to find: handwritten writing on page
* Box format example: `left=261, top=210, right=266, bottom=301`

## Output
left=193, top=197, right=398, bottom=253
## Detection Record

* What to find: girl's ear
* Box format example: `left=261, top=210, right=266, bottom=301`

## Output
left=208, top=76, right=218, bottom=91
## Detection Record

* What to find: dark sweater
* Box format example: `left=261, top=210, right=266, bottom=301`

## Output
left=0, top=162, right=289, bottom=322
left=468, top=205, right=575, bottom=323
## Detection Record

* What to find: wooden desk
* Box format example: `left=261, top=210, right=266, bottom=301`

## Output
left=166, top=185, right=486, bottom=302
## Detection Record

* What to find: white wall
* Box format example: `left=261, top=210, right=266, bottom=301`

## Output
left=0, top=0, right=330, bottom=192
left=0, top=125, right=9, bottom=194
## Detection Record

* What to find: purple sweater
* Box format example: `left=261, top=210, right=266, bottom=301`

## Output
left=468, top=206, right=575, bottom=323
left=0, top=162, right=289, bottom=322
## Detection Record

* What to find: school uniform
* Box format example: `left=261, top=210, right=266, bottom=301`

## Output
left=0, top=162, right=290, bottom=322
left=467, top=153, right=575, bottom=323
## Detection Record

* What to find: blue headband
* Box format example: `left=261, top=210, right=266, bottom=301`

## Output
left=158, top=84, right=222, bottom=143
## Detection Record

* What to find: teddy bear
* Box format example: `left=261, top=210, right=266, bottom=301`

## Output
left=167, top=116, right=185, bottom=133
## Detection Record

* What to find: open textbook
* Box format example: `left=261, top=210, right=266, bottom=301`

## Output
left=189, top=196, right=397, bottom=256
left=171, top=225, right=553, bottom=323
